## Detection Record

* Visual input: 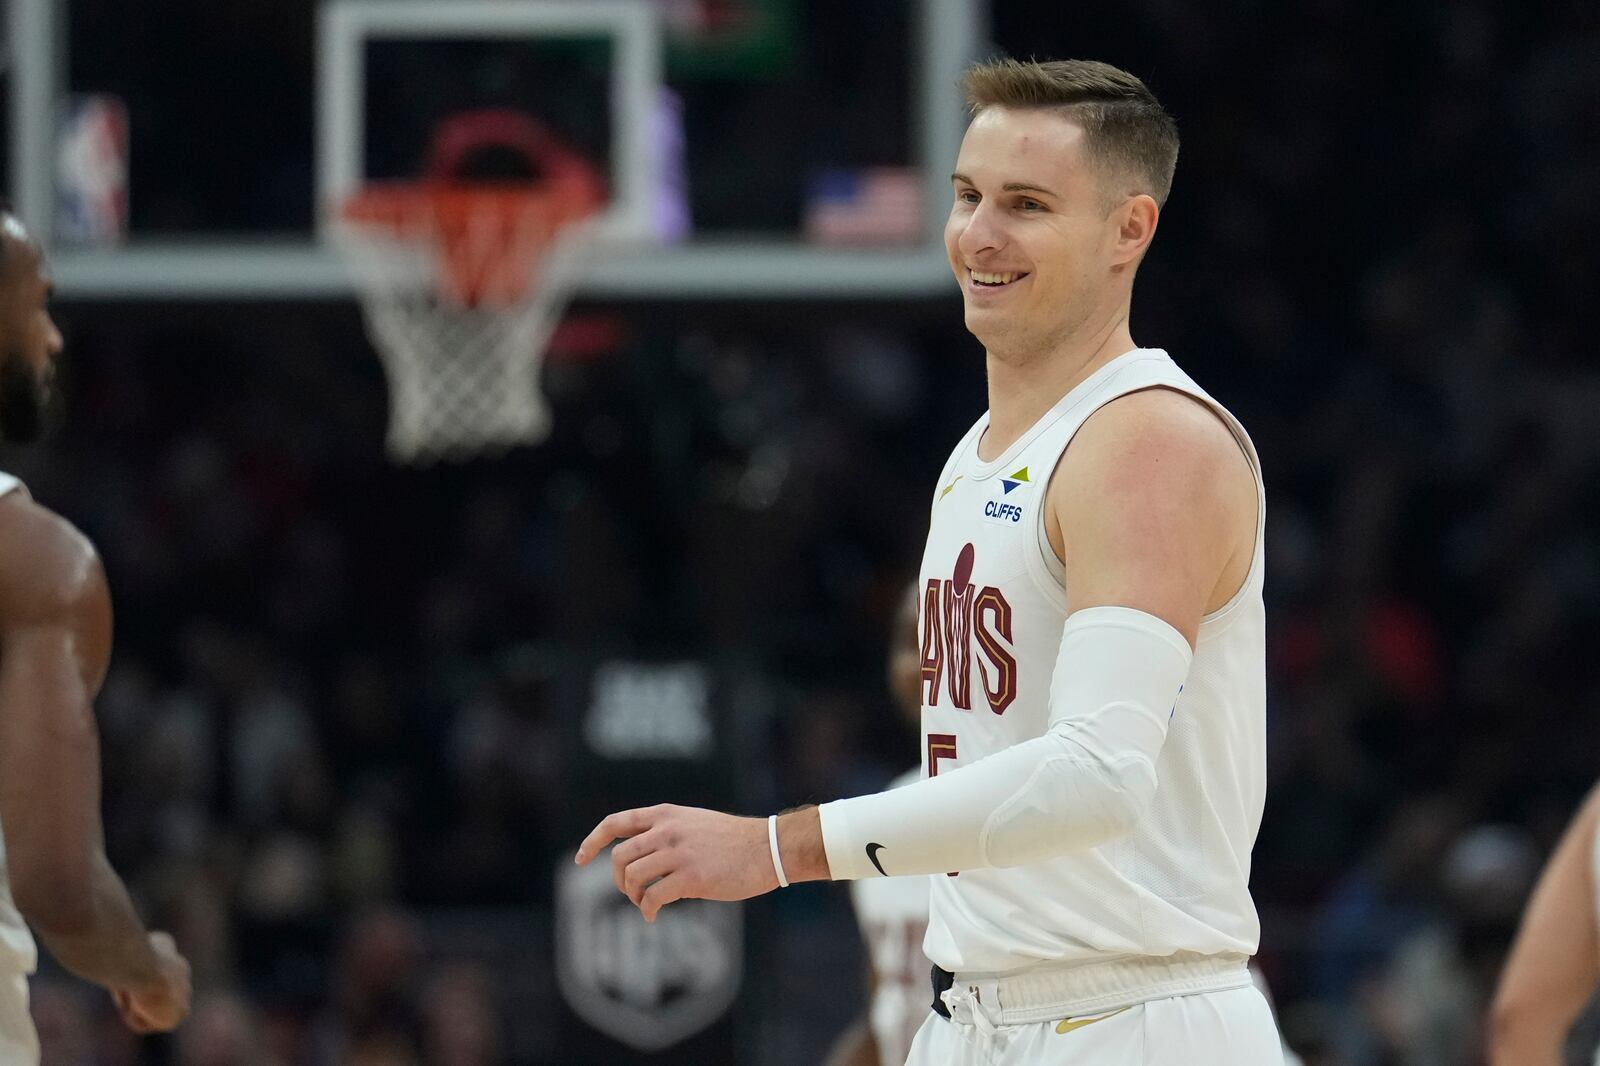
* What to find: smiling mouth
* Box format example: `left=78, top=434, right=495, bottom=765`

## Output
left=969, top=269, right=1030, bottom=288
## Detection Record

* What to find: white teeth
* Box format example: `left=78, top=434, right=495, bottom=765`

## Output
left=972, top=271, right=1021, bottom=285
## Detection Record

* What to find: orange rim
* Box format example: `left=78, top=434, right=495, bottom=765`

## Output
left=341, top=175, right=604, bottom=307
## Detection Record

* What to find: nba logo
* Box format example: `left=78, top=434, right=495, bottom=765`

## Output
left=55, top=94, right=129, bottom=246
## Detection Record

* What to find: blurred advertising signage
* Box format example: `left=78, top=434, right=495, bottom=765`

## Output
left=56, top=94, right=129, bottom=246
left=555, top=851, right=743, bottom=1052
left=585, top=662, right=713, bottom=759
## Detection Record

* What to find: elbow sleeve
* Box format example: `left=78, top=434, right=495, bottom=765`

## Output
left=819, top=606, right=1190, bottom=879
left=981, top=741, right=1159, bottom=866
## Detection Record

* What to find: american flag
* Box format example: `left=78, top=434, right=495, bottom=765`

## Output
left=804, top=167, right=925, bottom=246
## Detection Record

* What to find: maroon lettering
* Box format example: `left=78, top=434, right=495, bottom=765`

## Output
left=941, top=583, right=974, bottom=710
left=942, top=543, right=977, bottom=710
left=973, top=587, right=1018, bottom=715
left=919, top=578, right=943, bottom=706
left=922, top=544, right=1017, bottom=716
left=927, top=732, right=962, bottom=878
left=927, top=732, right=958, bottom=777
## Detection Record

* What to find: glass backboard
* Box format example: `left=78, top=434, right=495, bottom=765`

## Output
left=12, top=0, right=984, bottom=299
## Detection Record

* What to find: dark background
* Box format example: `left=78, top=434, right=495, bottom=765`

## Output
left=6, top=1, right=1599, bottom=1063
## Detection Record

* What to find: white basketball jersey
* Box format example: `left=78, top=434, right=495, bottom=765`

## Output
left=850, top=769, right=930, bottom=1066
left=916, top=348, right=1267, bottom=974
left=0, top=472, right=40, bottom=977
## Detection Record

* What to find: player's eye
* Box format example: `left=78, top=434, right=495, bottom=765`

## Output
left=1018, top=198, right=1045, bottom=212
left=956, top=189, right=980, bottom=204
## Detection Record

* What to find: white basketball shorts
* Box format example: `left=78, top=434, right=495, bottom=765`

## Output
left=904, top=983, right=1283, bottom=1066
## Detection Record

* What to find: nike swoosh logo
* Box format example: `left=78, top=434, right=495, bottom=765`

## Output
left=1055, top=1006, right=1133, bottom=1034
left=865, top=842, right=888, bottom=876
left=939, top=476, right=964, bottom=501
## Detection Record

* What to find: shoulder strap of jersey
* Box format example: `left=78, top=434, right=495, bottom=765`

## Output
left=1018, top=354, right=1266, bottom=614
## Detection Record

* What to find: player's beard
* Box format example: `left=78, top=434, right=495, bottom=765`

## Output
left=0, top=353, right=48, bottom=443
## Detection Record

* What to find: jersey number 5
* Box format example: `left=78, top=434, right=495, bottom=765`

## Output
left=927, top=733, right=960, bottom=877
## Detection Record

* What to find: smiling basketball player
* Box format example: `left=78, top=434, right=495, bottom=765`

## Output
left=579, top=58, right=1281, bottom=1065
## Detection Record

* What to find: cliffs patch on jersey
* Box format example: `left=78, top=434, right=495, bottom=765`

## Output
left=981, top=466, right=1030, bottom=526
left=920, top=542, right=1017, bottom=715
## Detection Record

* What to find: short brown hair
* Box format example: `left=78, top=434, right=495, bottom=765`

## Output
left=962, top=58, right=1180, bottom=207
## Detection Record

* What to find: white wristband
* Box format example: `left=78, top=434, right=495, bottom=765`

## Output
left=767, top=814, right=790, bottom=888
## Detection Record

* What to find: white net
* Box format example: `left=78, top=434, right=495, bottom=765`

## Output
left=333, top=197, right=594, bottom=464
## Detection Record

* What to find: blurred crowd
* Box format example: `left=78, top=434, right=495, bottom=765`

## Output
left=9, top=0, right=1599, bottom=1064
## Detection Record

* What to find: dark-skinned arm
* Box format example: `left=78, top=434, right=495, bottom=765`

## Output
left=0, top=494, right=188, bottom=1027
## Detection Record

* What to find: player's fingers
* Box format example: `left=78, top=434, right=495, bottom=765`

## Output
left=111, top=989, right=140, bottom=1022
left=640, top=873, right=688, bottom=923
left=610, top=828, right=663, bottom=894
left=118, top=1002, right=155, bottom=1034
left=575, top=817, right=625, bottom=865
left=622, top=847, right=678, bottom=907
left=576, top=807, right=657, bottom=865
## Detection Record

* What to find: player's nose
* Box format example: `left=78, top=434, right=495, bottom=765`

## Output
left=45, top=315, right=63, bottom=356
left=956, top=200, right=1005, bottom=260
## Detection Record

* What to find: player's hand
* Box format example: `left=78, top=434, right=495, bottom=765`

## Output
left=575, top=804, right=777, bottom=922
left=112, top=932, right=192, bottom=1034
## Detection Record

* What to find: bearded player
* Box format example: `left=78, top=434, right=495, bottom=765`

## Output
left=0, top=213, right=192, bottom=1060
left=579, top=58, right=1280, bottom=1063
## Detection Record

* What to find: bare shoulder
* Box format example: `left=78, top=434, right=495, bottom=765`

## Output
left=0, top=491, right=108, bottom=627
left=1050, top=387, right=1257, bottom=632
left=1064, top=387, right=1246, bottom=485
left=1051, top=387, right=1255, bottom=532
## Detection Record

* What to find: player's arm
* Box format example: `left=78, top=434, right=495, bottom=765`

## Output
left=1487, top=784, right=1600, bottom=1066
left=0, top=495, right=189, bottom=1029
left=577, top=390, right=1254, bottom=911
left=799, top=388, right=1251, bottom=880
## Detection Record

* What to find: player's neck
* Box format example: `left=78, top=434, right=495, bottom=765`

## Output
left=978, top=315, right=1136, bottom=462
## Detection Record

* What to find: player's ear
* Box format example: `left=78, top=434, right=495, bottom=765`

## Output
left=1110, top=194, right=1159, bottom=268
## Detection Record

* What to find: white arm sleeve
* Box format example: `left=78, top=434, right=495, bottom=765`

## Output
left=817, top=605, right=1192, bottom=880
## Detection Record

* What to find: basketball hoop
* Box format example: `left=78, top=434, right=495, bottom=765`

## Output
left=332, top=110, right=606, bottom=462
